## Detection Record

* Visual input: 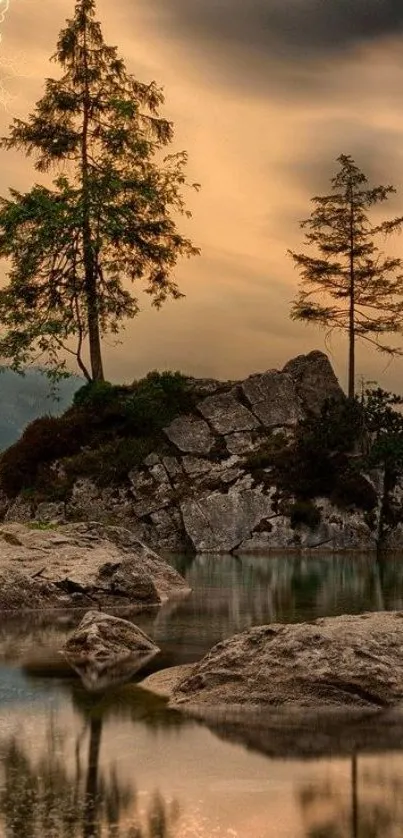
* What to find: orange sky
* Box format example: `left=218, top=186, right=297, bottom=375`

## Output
left=2, top=0, right=403, bottom=390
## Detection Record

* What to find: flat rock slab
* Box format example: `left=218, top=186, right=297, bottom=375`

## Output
left=171, top=612, right=403, bottom=711
left=0, top=521, right=189, bottom=611
left=140, top=664, right=195, bottom=697
left=241, top=371, right=301, bottom=428
left=139, top=658, right=403, bottom=758
left=197, top=392, right=260, bottom=434
left=180, top=489, right=273, bottom=552
left=164, top=414, right=215, bottom=454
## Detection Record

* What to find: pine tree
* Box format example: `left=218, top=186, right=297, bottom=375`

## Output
left=289, top=154, right=403, bottom=398
left=0, top=0, right=199, bottom=381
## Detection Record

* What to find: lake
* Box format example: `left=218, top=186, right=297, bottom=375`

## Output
left=1, top=551, right=403, bottom=837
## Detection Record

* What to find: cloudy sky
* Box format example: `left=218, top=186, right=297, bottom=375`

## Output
left=1, top=0, right=403, bottom=390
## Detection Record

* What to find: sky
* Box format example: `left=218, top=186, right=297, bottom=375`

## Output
left=1, top=0, right=403, bottom=389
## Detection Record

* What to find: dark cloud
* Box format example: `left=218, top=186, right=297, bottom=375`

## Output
left=149, top=0, right=403, bottom=58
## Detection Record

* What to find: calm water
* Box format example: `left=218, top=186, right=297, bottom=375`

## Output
left=1, top=552, right=403, bottom=837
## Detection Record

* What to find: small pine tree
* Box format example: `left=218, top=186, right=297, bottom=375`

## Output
left=289, top=154, right=403, bottom=397
left=0, top=0, right=199, bottom=381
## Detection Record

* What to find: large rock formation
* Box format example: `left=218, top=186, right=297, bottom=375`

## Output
left=63, top=610, right=160, bottom=691
left=0, top=521, right=189, bottom=611
left=3, top=350, right=388, bottom=553
left=171, top=612, right=403, bottom=711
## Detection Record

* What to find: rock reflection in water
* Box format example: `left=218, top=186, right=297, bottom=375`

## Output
left=3, top=668, right=403, bottom=837
left=69, top=651, right=159, bottom=692
left=3, top=553, right=403, bottom=677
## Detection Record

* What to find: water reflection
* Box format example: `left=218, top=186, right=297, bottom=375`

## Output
left=0, top=726, right=183, bottom=838
left=3, top=553, right=403, bottom=676
left=0, top=681, right=186, bottom=838
left=2, top=553, right=403, bottom=836
left=299, top=754, right=403, bottom=838
left=140, top=552, right=403, bottom=668
left=2, top=670, right=403, bottom=837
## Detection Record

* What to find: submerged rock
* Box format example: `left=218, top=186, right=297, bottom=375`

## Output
left=63, top=610, right=160, bottom=691
left=171, top=612, right=403, bottom=711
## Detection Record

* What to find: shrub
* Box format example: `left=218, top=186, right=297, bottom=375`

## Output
left=73, top=379, right=123, bottom=409
left=290, top=500, right=321, bottom=530
left=0, top=414, right=86, bottom=496
left=122, top=370, right=192, bottom=435
left=64, top=436, right=155, bottom=486
left=330, top=470, right=377, bottom=512
left=268, top=397, right=381, bottom=513
left=244, top=432, right=289, bottom=471
left=0, top=370, right=190, bottom=496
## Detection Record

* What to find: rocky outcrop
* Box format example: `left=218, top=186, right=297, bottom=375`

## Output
left=283, top=350, right=343, bottom=415
left=171, top=612, right=403, bottom=711
left=241, top=370, right=301, bottom=427
left=3, top=350, right=386, bottom=553
left=63, top=610, right=160, bottom=691
left=0, top=521, right=189, bottom=611
left=180, top=488, right=273, bottom=553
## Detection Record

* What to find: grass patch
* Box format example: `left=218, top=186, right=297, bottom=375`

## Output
left=27, top=521, right=59, bottom=531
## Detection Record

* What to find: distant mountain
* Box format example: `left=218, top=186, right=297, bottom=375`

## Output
left=0, top=368, right=82, bottom=450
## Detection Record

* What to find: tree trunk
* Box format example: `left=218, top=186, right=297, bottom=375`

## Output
left=351, top=754, right=359, bottom=838
left=86, top=273, right=104, bottom=382
left=348, top=297, right=355, bottom=399
left=83, top=717, right=103, bottom=838
left=81, top=12, right=104, bottom=382
left=348, top=193, right=355, bottom=399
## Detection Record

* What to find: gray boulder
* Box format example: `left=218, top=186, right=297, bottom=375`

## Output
left=164, top=414, right=215, bottom=454
left=197, top=392, right=260, bottom=434
left=180, top=489, right=274, bottom=552
left=172, top=612, right=403, bottom=711
left=283, top=350, right=343, bottom=415
left=63, top=610, right=160, bottom=691
left=0, top=522, right=189, bottom=610
left=95, top=560, right=160, bottom=603
left=0, top=568, right=68, bottom=611
left=241, top=371, right=301, bottom=427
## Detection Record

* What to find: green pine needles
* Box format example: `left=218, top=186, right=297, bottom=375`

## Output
left=289, top=154, right=403, bottom=397
left=0, top=0, right=199, bottom=382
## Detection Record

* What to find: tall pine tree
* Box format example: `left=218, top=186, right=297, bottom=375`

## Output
left=289, top=155, right=403, bottom=397
left=0, top=0, right=199, bottom=381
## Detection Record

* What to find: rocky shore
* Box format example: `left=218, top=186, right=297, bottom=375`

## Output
left=0, top=521, right=189, bottom=611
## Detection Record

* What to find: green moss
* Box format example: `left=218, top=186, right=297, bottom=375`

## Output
left=27, top=521, right=58, bottom=531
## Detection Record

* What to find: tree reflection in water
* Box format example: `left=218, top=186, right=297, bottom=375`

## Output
left=299, top=753, right=403, bottom=838
left=0, top=683, right=185, bottom=838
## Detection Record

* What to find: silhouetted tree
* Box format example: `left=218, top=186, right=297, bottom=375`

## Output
left=0, top=0, right=199, bottom=382
left=289, top=154, right=403, bottom=397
